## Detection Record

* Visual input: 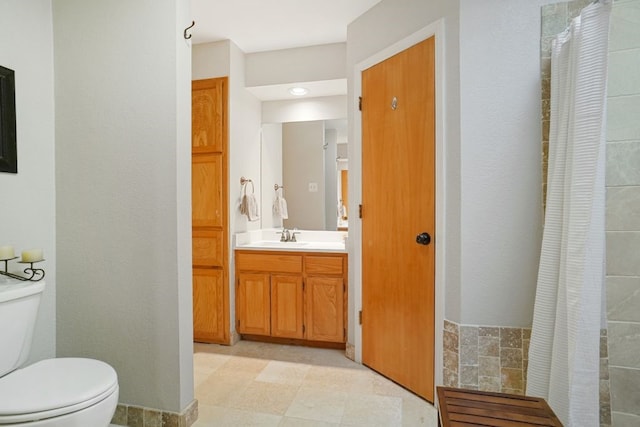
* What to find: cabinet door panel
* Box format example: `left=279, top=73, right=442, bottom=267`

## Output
left=192, top=154, right=223, bottom=228
left=271, top=275, right=304, bottom=339
left=306, top=277, right=345, bottom=343
left=237, top=273, right=271, bottom=336
left=192, top=78, right=226, bottom=154
left=193, top=268, right=226, bottom=343
left=193, top=229, right=223, bottom=267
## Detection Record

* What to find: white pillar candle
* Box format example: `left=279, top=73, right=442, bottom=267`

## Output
left=21, top=249, right=43, bottom=263
left=0, top=246, right=15, bottom=260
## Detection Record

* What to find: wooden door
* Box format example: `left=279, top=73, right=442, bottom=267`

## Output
left=271, top=275, right=304, bottom=339
left=237, top=273, right=271, bottom=336
left=306, top=276, right=345, bottom=343
left=192, top=77, right=229, bottom=344
left=341, top=170, right=349, bottom=219
left=361, top=37, right=436, bottom=402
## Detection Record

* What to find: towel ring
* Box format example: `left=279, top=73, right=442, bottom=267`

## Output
left=274, top=184, right=284, bottom=191
left=240, top=177, right=255, bottom=195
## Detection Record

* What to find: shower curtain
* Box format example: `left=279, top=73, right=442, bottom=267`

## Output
left=527, top=2, right=611, bottom=426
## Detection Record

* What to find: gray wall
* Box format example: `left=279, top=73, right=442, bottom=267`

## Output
left=54, top=0, right=194, bottom=412
left=283, top=121, right=326, bottom=230
left=606, top=0, right=640, bottom=424
left=324, top=128, right=338, bottom=230
left=261, top=123, right=284, bottom=229
left=347, top=0, right=551, bottom=331
left=0, top=0, right=56, bottom=364
left=458, top=0, right=546, bottom=327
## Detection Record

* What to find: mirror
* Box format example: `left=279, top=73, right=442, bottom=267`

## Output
left=261, top=119, right=348, bottom=231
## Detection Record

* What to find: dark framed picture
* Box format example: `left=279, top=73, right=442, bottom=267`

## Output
left=0, top=65, right=17, bottom=173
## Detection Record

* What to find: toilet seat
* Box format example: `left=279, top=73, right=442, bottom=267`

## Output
left=0, top=358, right=118, bottom=425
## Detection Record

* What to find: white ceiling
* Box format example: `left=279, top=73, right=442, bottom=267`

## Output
left=245, top=79, right=347, bottom=101
left=190, top=0, right=382, bottom=53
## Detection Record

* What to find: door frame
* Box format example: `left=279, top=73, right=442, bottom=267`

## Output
left=351, top=20, right=446, bottom=392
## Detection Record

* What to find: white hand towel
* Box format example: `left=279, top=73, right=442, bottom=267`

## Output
left=273, top=195, right=288, bottom=219
left=246, top=193, right=260, bottom=222
left=240, top=195, right=249, bottom=216
left=278, top=196, right=288, bottom=219
left=240, top=181, right=260, bottom=222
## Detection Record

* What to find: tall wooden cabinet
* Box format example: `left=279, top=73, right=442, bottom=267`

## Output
left=192, top=77, right=229, bottom=344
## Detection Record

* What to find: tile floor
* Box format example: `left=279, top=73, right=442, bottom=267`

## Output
left=193, top=341, right=438, bottom=426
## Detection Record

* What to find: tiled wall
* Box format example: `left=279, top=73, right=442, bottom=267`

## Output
left=443, top=320, right=530, bottom=395
left=443, top=321, right=459, bottom=388
left=443, top=321, right=611, bottom=424
left=540, top=0, right=592, bottom=206
left=606, top=0, right=640, bottom=425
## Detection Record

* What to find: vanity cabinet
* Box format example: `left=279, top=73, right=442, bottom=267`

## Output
left=235, top=250, right=347, bottom=345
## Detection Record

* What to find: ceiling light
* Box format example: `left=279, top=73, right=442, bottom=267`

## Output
left=288, top=87, right=309, bottom=96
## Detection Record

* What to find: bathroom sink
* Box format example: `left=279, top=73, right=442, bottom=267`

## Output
left=248, top=241, right=310, bottom=248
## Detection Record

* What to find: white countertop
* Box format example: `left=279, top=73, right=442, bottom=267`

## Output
left=234, top=229, right=347, bottom=253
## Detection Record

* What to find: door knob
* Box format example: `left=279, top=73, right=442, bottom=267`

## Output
left=416, top=232, right=431, bottom=245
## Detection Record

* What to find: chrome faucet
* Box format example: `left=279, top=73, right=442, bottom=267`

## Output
left=290, top=229, right=300, bottom=242
left=279, top=228, right=290, bottom=242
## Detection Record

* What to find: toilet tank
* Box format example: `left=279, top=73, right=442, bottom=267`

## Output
left=0, top=278, right=45, bottom=378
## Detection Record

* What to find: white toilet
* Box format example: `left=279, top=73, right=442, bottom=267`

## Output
left=0, top=279, right=119, bottom=426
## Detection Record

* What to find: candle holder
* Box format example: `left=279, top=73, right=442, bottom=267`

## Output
left=0, top=257, right=45, bottom=282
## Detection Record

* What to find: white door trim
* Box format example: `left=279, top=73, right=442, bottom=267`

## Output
left=351, top=19, right=446, bottom=392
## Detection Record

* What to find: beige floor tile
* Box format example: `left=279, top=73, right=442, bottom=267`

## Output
left=340, top=393, right=402, bottom=426
left=401, top=397, right=439, bottom=426
left=285, top=386, right=347, bottom=423
left=194, top=404, right=282, bottom=426
left=194, top=349, right=232, bottom=367
left=196, top=375, right=253, bottom=406
left=214, top=355, right=269, bottom=379
left=278, top=416, right=340, bottom=426
left=194, top=368, right=211, bottom=389
left=347, top=373, right=377, bottom=394
left=256, top=360, right=311, bottom=386
left=194, top=355, right=232, bottom=372
left=303, top=366, right=371, bottom=392
left=299, top=348, right=366, bottom=369
left=226, top=380, right=300, bottom=415
left=193, top=341, right=438, bottom=426
left=194, top=352, right=233, bottom=387
left=370, top=375, right=419, bottom=400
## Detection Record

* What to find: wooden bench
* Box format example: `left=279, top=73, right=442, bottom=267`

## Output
left=437, top=386, right=562, bottom=426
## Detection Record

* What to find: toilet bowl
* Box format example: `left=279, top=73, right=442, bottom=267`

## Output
left=0, top=279, right=119, bottom=426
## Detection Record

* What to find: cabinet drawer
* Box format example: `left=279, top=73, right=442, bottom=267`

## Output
left=305, top=256, right=344, bottom=275
left=236, top=252, right=302, bottom=273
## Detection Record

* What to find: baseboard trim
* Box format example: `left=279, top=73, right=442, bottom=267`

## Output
left=111, top=398, right=198, bottom=427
